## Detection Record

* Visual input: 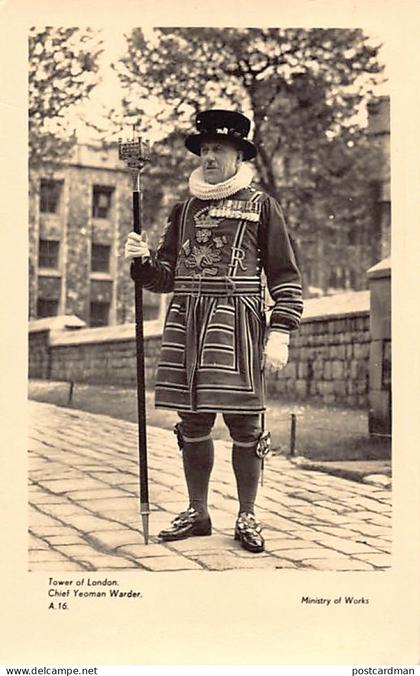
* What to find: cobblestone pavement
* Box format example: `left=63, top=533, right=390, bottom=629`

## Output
left=29, top=401, right=392, bottom=572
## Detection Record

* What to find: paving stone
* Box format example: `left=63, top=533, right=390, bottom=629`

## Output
left=255, top=514, right=300, bottom=530
left=46, top=534, right=88, bottom=546
left=306, top=526, right=356, bottom=540
left=367, top=515, right=393, bottom=527
left=233, top=548, right=273, bottom=559
left=274, top=547, right=348, bottom=562
left=89, top=472, right=137, bottom=485
left=191, top=553, right=275, bottom=571
left=312, top=500, right=348, bottom=513
left=118, top=483, right=140, bottom=493
left=155, top=500, right=190, bottom=514
left=350, top=537, right=391, bottom=554
left=363, top=474, right=392, bottom=488
left=161, top=534, right=227, bottom=552
left=262, top=530, right=297, bottom=541
left=55, top=544, right=106, bottom=558
left=271, top=559, right=299, bottom=569
left=30, top=524, right=75, bottom=537
left=38, top=478, right=107, bottom=494
left=301, top=558, right=375, bottom=571
left=310, top=512, right=358, bottom=525
left=287, top=491, right=328, bottom=502
left=29, top=562, right=86, bottom=572
left=29, top=511, right=63, bottom=527
left=90, top=528, right=144, bottom=549
left=353, top=497, right=390, bottom=512
left=117, top=543, right=176, bottom=558
left=354, top=553, right=392, bottom=568
left=285, top=516, right=332, bottom=527
left=29, top=549, right=74, bottom=563
left=40, top=503, right=93, bottom=518
left=30, top=494, right=76, bottom=505
left=62, top=514, right=124, bottom=533
left=349, top=523, right=391, bottom=537
left=28, top=534, right=50, bottom=550
left=311, top=534, right=379, bottom=555
left=140, top=556, right=204, bottom=571
left=281, top=528, right=322, bottom=541
left=207, top=509, right=237, bottom=527
left=370, top=491, right=392, bottom=502
left=77, top=556, right=141, bottom=570
left=67, top=489, right=129, bottom=500
left=265, top=538, right=317, bottom=552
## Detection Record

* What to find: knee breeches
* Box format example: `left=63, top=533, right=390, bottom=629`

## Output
left=177, top=411, right=262, bottom=447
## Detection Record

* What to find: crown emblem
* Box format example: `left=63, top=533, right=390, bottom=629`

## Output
left=194, top=208, right=221, bottom=228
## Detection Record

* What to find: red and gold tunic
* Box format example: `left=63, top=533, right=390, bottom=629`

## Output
left=131, top=187, right=303, bottom=413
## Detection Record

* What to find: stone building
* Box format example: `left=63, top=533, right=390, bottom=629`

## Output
left=28, top=143, right=161, bottom=326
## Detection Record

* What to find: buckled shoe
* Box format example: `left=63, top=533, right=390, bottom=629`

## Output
left=157, top=507, right=212, bottom=542
left=234, top=512, right=265, bottom=553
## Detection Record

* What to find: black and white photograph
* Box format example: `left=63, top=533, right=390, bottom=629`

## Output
left=27, top=24, right=392, bottom=574
left=1, top=0, right=419, bottom=668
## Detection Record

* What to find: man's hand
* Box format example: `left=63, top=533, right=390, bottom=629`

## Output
left=124, top=232, right=150, bottom=261
left=265, top=331, right=289, bottom=369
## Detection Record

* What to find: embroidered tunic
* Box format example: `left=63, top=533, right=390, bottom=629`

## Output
left=131, top=187, right=303, bottom=413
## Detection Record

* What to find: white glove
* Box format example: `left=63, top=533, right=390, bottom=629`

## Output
left=124, top=232, right=150, bottom=261
left=265, top=331, right=289, bottom=369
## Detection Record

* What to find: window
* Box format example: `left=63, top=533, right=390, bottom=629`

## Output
left=40, top=179, right=62, bottom=213
left=348, top=227, right=357, bottom=246
left=38, top=239, right=59, bottom=268
left=37, top=299, right=59, bottom=318
left=91, top=244, right=111, bottom=273
left=92, top=186, right=114, bottom=219
left=90, top=301, right=110, bottom=327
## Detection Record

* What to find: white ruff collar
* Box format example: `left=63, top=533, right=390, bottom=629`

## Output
left=189, top=164, right=254, bottom=200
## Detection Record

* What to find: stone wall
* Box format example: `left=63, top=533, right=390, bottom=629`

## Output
left=49, top=332, right=161, bottom=387
left=40, top=321, right=163, bottom=388
left=266, top=311, right=370, bottom=407
left=28, top=329, right=50, bottom=379
left=29, top=291, right=373, bottom=408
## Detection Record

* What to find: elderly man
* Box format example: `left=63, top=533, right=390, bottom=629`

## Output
left=125, top=109, right=303, bottom=553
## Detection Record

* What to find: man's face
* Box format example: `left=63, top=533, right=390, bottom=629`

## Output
left=200, top=139, right=242, bottom=184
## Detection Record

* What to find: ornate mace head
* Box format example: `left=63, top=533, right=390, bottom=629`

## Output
left=118, top=127, right=151, bottom=190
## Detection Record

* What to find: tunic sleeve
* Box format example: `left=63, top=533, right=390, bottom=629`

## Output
left=260, top=194, right=304, bottom=333
left=130, top=203, right=181, bottom=293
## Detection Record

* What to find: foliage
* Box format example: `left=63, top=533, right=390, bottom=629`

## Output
left=29, top=26, right=102, bottom=167
left=115, top=28, right=385, bottom=290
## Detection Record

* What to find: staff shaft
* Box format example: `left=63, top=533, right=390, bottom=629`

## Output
left=132, top=185, right=150, bottom=543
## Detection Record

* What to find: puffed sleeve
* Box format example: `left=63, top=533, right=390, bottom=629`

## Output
left=260, top=194, right=304, bottom=333
left=130, top=202, right=181, bottom=293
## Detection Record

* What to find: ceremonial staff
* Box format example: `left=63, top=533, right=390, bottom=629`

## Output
left=118, top=131, right=151, bottom=544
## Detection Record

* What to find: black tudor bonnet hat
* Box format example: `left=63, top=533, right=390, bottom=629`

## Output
left=185, top=109, right=257, bottom=161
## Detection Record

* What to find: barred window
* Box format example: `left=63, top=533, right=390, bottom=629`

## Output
left=90, top=301, right=110, bottom=327
left=91, top=243, right=111, bottom=273
left=92, top=186, right=114, bottom=219
left=40, top=179, right=62, bottom=213
left=38, top=239, right=59, bottom=268
left=37, top=298, right=59, bottom=318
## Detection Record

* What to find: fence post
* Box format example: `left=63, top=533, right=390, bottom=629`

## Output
left=290, top=413, right=297, bottom=456
left=68, top=381, right=74, bottom=405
